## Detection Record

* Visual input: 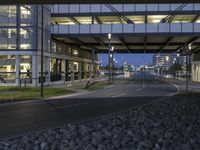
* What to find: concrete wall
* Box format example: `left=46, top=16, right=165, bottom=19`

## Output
left=192, top=61, right=200, bottom=82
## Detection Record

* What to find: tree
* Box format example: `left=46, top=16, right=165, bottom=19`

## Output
left=169, top=64, right=183, bottom=79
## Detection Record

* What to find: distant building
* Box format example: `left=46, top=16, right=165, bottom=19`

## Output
left=153, top=54, right=187, bottom=69
left=153, top=54, right=171, bottom=69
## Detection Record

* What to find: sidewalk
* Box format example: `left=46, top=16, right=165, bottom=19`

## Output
left=48, top=78, right=110, bottom=99
left=157, top=74, right=200, bottom=92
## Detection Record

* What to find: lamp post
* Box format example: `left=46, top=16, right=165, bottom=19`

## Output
left=165, top=56, right=169, bottom=76
left=115, top=60, right=117, bottom=79
left=185, top=44, right=192, bottom=93
left=113, top=57, right=116, bottom=80
left=108, top=33, right=111, bottom=84
left=176, top=53, right=180, bottom=80
left=111, top=46, right=114, bottom=81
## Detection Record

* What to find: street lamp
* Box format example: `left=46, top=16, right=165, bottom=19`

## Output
left=111, top=46, right=114, bottom=81
left=114, top=60, right=117, bottom=79
left=185, top=44, right=192, bottom=93
left=108, top=33, right=111, bottom=84
left=165, top=56, right=169, bottom=75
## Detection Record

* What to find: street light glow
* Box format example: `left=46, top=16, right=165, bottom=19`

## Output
left=177, top=53, right=180, bottom=57
left=166, top=56, right=169, bottom=61
left=111, top=46, right=114, bottom=51
left=108, top=33, right=111, bottom=40
left=188, top=44, right=192, bottom=50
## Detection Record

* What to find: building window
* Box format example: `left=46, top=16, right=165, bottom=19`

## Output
left=52, top=42, right=56, bottom=53
left=73, top=49, right=79, bottom=56
left=73, top=62, right=79, bottom=72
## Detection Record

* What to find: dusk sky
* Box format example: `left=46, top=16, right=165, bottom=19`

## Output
left=100, top=54, right=154, bottom=66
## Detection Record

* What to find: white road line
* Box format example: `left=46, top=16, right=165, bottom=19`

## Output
left=142, top=83, right=145, bottom=88
left=136, top=88, right=142, bottom=92
left=168, top=82, right=180, bottom=96
left=112, top=93, right=126, bottom=98
left=51, top=102, right=88, bottom=110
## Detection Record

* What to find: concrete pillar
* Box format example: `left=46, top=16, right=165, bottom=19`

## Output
left=71, top=61, right=75, bottom=82
left=45, top=57, right=51, bottom=84
left=84, top=63, right=89, bottom=81
left=65, top=60, right=69, bottom=81
left=92, top=49, right=96, bottom=80
left=16, top=55, right=20, bottom=87
left=82, top=62, right=86, bottom=80
left=32, top=55, right=38, bottom=86
left=78, top=62, right=82, bottom=81
left=89, top=63, right=93, bottom=80
left=61, top=59, right=66, bottom=83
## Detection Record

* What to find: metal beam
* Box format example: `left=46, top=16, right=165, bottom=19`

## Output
left=70, top=37, right=84, bottom=45
left=64, top=42, right=200, bottom=47
left=68, top=17, right=80, bottom=24
left=97, top=49, right=176, bottom=53
left=192, top=46, right=200, bottom=53
left=93, top=37, right=105, bottom=46
left=52, top=11, right=200, bottom=17
left=118, top=37, right=131, bottom=53
left=144, top=36, right=147, bottom=53
left=168, top=15, right=175, bottom=23
left=159, top=36, right=174, bottom=53
left=191, top=15, right=200, bottom=23
left=2, top=0, right=199, bottom=4
left=94, top=16, right=102, bottom=24
left=176, top=36, right=199, bottom=52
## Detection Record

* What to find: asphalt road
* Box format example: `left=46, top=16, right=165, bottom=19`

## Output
left=0, top=71, right=178, bottom=139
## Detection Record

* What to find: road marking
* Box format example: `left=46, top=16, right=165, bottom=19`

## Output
left=112, top=93, right=126, bottom=98
left=142, top=83, right=145, bottom=88
left=136, top=88, right=142, bottom=91
left=51, top=102, right=88, bottom=110
left=168, top=82, right=180, bottom=96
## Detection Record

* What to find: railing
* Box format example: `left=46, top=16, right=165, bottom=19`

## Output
left=52, top=23, right=200, bottom=35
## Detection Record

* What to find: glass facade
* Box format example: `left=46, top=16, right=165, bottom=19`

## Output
left=51, top=4, right=200, bottom=14
left=0, top=55, right=31, bottom=83
left=0, top=5, right=51, bottom=51
left=51, top=39, right=98, bottom=60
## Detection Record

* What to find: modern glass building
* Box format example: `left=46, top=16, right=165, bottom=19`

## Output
left=0, top=5, right=99, bottom=86
left=0, top=4, right=200, bottom=86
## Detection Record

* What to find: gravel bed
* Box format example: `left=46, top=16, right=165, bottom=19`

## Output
left=1, top=93, right=200, bottom=150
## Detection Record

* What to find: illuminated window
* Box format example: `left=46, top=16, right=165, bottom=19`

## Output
left=52, top=42, right=56, bottom=52
left=73, top=49, right=79, bottom=56
left=73, top=62, right=79, bottom=72
left=20, top=6, right=31, bottom=19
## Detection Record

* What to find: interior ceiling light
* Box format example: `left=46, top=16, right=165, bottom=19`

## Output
left=152, top=19, right=161, bottom=23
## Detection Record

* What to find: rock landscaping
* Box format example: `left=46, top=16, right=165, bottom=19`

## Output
left=1, top=93, right=200, bottom=150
